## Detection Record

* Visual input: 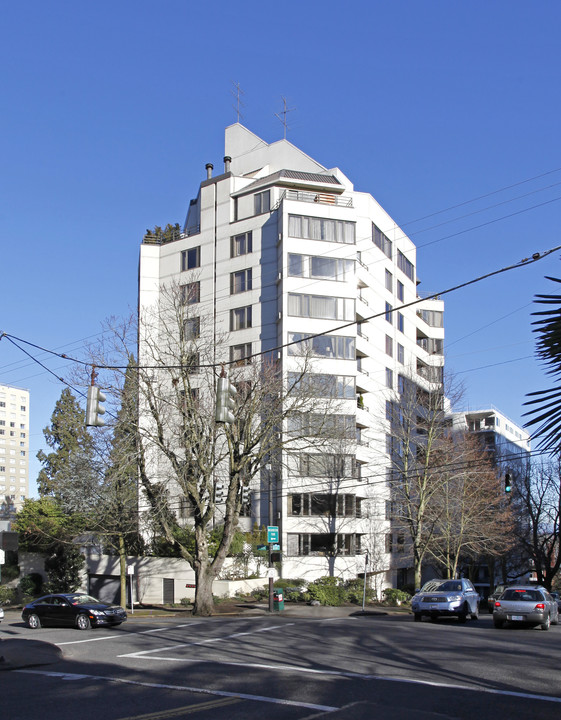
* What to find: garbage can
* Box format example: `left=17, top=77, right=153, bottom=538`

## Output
left=273, top=588, right=284, bottom=611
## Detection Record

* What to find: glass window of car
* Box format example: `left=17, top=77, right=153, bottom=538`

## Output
left=438, top=581, right=462, bottom=592
left=502, top=589, right=543, bottom=602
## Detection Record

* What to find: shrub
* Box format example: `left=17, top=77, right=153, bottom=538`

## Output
left=179, top=597, right=192, bottom=607
left=382, top=588, right=411, bottom=605
left=307, top=576, right=346, bottom=606
left=343, top=578, right=374, bottom=605
left=19, top=573, right=44, bottom=599
left=0, top=585, right=18, bottom=606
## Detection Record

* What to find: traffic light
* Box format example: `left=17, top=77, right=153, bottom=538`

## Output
left=215, top=375, right=237, bottom=424
left=215, top=482, right=225, bottom=502
left=86, top=386, right=106, bottom=427
left=505, top=473, right=512, bottom=493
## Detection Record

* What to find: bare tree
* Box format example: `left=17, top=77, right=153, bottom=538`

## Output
left=513, top=458, right=561, bottom=590
left=426, top=432, right=514, bottom=579
left=387, top=374, right=451, bottom=589
left=85, top=283, right=345, bottom=615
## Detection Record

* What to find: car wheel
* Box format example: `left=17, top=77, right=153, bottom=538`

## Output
left=493, top=619, right=504, bottom=629
left=458, top=604, right=468, bottom=623
left=76, top=614, right=91, bottom=631
left=27, top=613, right=41, bottom=630
left=540, top=614, right=550, bottom=631
left=413, top=613, right=422, bottom=622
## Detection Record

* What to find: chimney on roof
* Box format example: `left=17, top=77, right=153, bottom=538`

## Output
left=205, top=163, right=213, bottom=179
left=224, top=156, right=231, bottom=173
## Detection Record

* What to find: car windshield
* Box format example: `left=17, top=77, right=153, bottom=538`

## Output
left=502, top=589, right=543, bottom=602
left=68, top=594, right=102, bottom=605
left=420, top=580, right=461, bottom=593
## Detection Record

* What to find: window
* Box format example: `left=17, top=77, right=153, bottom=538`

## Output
left=288, top=414, right=355, bottom=439
left=385, top=302, right=393, bottom=324
left=397, top=343, right=404, bottom=364
left=397, top=312, right=404, bottom=333
left=230, top=306, right=252, bottom=331
left=254, top=190, right=270, bottom=214
left=385, top=533, right=393, bottom=554
left=417, top=309, right=443, bottom=327
left=230, top=268, right=252, bottom=294
left=298, top=454, right=356, bottom=478
left=288, top=333, right=355, bottom=360
left=386, top=368, right=393, bottom=388
left=231, top=231, right=253, bottom=258
left=185, top=353, right=200, bottom=375
left=385, top=269, right=393, bottom=292
left=397, top=250, right=414, bottom=282
left=397, top=281, right=404, bottom=302
left=286, top=532, right=358, bottom=556
left=385, top=335, right=393, bottom=357
left=181, top=246, right=200, bottom=271
left=288, top=254, right=354, bottom=281
left=183, top=317, right=200, bottom=340
left=287, top=373, right=355, bottom=398
left=181, top=281, right=200, bottom=305
left=373, top=224, right=392, bottom=258
left=288, top=214, right=356, bottom=244
left=230, top=343, right=252, bottom=365
left=288, top=293, right=354, bottom=321
left=20, top=406, right=26, bottom=412
left=0, top=402, right=4, bottom=408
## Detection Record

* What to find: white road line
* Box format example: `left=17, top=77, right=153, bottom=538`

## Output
left=57, top=622, right=204, bottom=646
left=15, top=669, right=337, bottom=713
left=118, top=623, right=292, bottom=658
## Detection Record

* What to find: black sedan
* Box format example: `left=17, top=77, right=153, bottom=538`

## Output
left=22, top=593, right=127, bottom=630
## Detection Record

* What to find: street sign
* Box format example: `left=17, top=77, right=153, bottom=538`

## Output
left=267, top=526, right=279, bottom=543
left=271, top=543, right=280, bottom=551
left=0, top=549, right=5, bottom=564
left=257, top=544, right=268, bottom=551
left=127, top=566, right=134, bottom=575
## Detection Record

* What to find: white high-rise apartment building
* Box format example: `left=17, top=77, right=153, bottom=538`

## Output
left=0, top=383, right=30, bottom=517
left=138, top=124, right=444, bottom=585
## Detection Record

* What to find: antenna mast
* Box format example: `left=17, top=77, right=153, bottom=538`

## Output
left=231, top=82, right=245, bottom=123
left=275, top=96, right=295, bottom=139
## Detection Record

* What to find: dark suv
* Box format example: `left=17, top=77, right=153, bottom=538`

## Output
left=411, top=579, right=480, bottom=623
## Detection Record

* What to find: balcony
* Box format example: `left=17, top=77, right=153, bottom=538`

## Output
left=281, top=189, right=353, bottom=208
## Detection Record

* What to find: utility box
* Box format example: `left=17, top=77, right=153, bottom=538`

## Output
left=273, top=589, right=284, bottom=611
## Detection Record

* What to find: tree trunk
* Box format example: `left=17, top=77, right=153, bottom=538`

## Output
left=118, top=534, right=127, bottom=608
left=193, top=560, right=215, bottom=616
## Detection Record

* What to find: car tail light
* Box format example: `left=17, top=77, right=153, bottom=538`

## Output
left=535, top=603, right=545, bottom=610
left=494, top=601, right=501, bottom=608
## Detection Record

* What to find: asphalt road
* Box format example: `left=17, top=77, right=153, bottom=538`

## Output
left=2, top=609, right=561, bottom=719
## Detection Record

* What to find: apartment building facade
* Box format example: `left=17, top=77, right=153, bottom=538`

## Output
left=0, top=383, right=30, bottom=518
left=138, top=124, right=445, bottom=586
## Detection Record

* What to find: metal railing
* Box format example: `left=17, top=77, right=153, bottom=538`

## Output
left=281, top=189, right=353, bottom=208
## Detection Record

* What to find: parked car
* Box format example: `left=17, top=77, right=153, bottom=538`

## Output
left=487, top=583, right=509, bottom=613
left=550, top=591, right=561, bottom=613
left=22, top=593, right=127, bottom=631
left=493, top=586, right=559, bottom=630
left=411, top=579, right=480, bottom=623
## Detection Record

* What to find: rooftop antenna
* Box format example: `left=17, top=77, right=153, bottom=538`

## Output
left=231, top=82, right=245, bottom=123
left=275, top=96, right=295, bottom=139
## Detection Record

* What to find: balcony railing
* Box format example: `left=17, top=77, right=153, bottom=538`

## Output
left=281, top=189, right=353, bottom=208
left=143, top=226, right=200, bottom=245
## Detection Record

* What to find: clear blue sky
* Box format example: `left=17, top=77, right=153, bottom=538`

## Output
left=2, top=1, right=560, bottom=496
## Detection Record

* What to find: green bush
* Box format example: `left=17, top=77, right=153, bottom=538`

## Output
left=0, top=585, right=18, bottom=606
left=343, top=578, right=374, bottom=605
left=19, top=573, right=44, bottom=599
left=382, top=588, right=411, bottom=605
left=307, top=576, right=346, bottom=606
left=179, top=597, right=192, bottom=607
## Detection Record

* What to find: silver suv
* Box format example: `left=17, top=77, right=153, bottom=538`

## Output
left=411, top=579, right=480, bottom=623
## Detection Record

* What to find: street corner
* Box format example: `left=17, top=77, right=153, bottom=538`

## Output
left=0, top=638, right=63, bottom=671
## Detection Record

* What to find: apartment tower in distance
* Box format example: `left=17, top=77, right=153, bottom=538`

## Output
left=138, top=124, right=445, bottom=586
left=0, top=383, right=30, bottom=518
